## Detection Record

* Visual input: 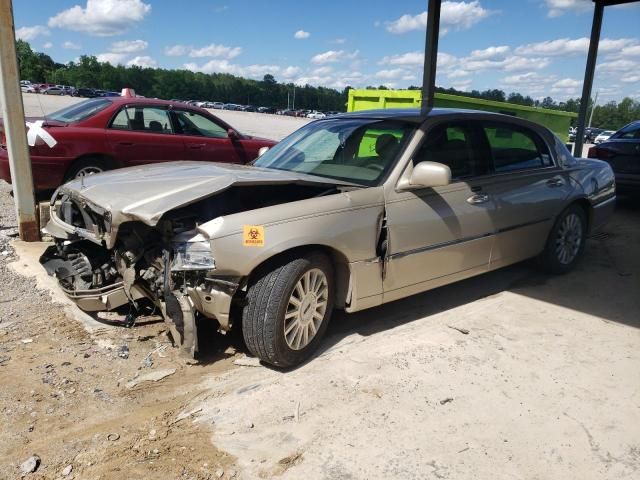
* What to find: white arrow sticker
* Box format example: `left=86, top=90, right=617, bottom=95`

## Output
left=25, top=120, right=57, bottom=148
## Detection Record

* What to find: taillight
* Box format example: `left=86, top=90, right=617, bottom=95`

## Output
left=588, top=146, right=612, bottom=160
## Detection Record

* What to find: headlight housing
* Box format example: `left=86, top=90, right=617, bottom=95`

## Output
left=172, top=240, right=215, bottom=271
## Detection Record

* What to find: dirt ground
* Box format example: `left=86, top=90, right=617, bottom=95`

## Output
left=0, top=94, right=638, bottom=479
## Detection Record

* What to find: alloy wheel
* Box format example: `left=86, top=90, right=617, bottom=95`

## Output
left=555, top=213, right=583, bottom=265
left=284, top=268, right=329, bottom=350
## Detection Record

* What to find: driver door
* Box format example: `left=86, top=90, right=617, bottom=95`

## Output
left=383, top=121, right=496, bottom=302
left=171, top=109, right=248, bottom=163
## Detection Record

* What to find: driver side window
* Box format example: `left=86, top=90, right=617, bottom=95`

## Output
left=173, top=110, right=228, bottom=138
left=414, top=122, right=487, bottom=180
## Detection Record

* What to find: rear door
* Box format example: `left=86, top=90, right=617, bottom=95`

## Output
left=171, top=109, right=249, bottom=164
left=106, top=105, right=185, bottom=166
left=478, top=121, right=572, bottom=269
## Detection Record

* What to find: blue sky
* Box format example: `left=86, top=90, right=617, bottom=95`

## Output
left=12, top=0, right=640, bottom=103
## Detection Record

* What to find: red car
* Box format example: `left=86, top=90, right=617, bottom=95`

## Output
left=0, top=97, right=277, bottom=191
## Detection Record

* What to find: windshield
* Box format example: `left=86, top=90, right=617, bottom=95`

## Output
left=48, top=98, right=112, bottom=123
left=253, top=118, right=415, bottom=186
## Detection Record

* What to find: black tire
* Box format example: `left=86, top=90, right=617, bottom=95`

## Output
left=538, top=204, right=587, bottom=274
left=64, top=157, right=110, bottom=182
left=242, top=252, right=334, bottom=368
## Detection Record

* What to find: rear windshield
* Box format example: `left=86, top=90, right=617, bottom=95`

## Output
left=48, top=98, right=112, bottom=123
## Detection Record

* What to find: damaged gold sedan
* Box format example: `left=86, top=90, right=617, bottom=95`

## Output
left=41, top=109, right=616, bottom=367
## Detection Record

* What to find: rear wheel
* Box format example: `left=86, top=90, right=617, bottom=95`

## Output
left=64, top=157, right=110, bottom=182
left=242, top=252, right=334, bottom=368
left=538, top=205, right=587, bottom=274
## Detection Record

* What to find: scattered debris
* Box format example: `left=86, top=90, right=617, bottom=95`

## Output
left=107, top=433, right=120, bottom=441
left=215, top=468, right=225, bottom=478
left=245, top=420, right=254, bottom=429
left=125, top=368, right=176, bottom=389
left=20, top=338, right=33, bottom=344
left=141, top=355, right=153, bottom=369
left=295, top=401, right=301, bottom=423
left=233, top=355, right=261, bottom=367
left=61, top=464, right=73, bottom=476
left=457, top=447, right=470, bottom=454
left=19, top=455, right=40, bottom=474
left=172, top=407, right=203, bottom=425
left=447, top=325, right=470, bottom=335
left=117, top=345, right=130, bottom=359
left=440, top=397, right=454, bottom=405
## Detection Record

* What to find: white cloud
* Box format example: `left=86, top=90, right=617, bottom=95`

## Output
left=545, top=0, right=592, bottom=18
left=294, top=30, right=310, bottom=39
left=185, top=60, right=283, bottom=79
left=515, top=37, right=637, bottom=57
left=385, top=1, right=491, bottom=35
left=48, top=0, right=151, bottom=37
left=379, top=51, right=424, bottom=66
left=469, top=45, right=510, bottom=60
left=465, top=55, right=550, bottom=72
left=63, top=41, right=81, bottom=49
left=42, top=42, right=53, bottom=49
left=621, top=45, right=640, bottom=57
left=597, top=59, right=638, bottom=72
left=621, top=74, right=640, bottom=84
left=164, top=45, right=188, bottom=56
left=332, top=38, right=346, bottom=44
left=447, top=69, right=469, bottom=78
left=111, top=39, right=148, bottom=53
left=375, top=69, right=407, bottom=80
left=127, top=55, right=157, bottom=68
left=311, top=49, right=359, bottom=64
left=16, top=25, right=50, bottom=41
left=311, top=66, right=334, bottom=76
left=188, top=44, right=242, bottom=59
left=96, top=52, right=128, bottom=64
left=281, top=66, right=301, bottom=78
left=451, top=79, right=473, bottom=90
left=553, top=78, right=582, bottom=89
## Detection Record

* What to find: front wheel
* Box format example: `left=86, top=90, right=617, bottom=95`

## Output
left=242, top=253, right=334, bottom=368
left=538, top=205, right=587, bottom=274
left=64, top=157, right=110, bottom=182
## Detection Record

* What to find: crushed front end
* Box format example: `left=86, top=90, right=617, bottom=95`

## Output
left=40, top=189, right=240, bottom=358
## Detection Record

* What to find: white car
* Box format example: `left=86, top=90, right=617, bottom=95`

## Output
left=594, top=130, right=615, bottom=144
left=307, top=111, right=326, bottom=119
left=20, top=85, right=36, bottom=93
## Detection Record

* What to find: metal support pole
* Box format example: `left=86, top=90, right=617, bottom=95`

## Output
left=421, top=0, right=441, bottom=115
left=574, top=1, right=604, bottom=158
left=0, top=0, right=39, bottom=241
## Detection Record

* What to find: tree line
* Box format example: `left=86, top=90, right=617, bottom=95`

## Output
left=16, top=40, right=639, bottom=129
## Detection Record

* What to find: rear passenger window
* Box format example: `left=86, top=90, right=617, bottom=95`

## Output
left=109, top=107, right=173, bottom=134
left=483, top=123, right=552, bottom=173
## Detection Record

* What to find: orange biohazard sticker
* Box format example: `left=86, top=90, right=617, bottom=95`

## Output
left=243, top=225, right=265, bottom=247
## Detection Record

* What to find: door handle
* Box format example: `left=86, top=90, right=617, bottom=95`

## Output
left=467, top=194, right=490, bottom=205
left=547, top=178, right=565, bottom=187
left=188, top=143, right=206, bottom=149
left=118, top=141, right=134, bottom=146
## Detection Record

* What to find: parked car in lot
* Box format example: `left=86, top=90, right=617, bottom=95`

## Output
left=39, top=108, right=615, bottom=367
left=42, top=86, right=65, bottom=95
left=588, top=120, right=640, bottom=192
left=75, top=87, right=97, bottom=98
left=307, top=111, right=326, bottom=119
left=257, top=106, right=277, bottom=114
left=584, top=127, right=604, bottom=143
left=594, top=130, right=615, bottom=144
left=21, top=84, right=36, bottom=93
left=0, top=97, right=277, bottom=191
left=212, top=102, right=224, bottom=109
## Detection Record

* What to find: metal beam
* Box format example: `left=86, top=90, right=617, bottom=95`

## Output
left=0, top=0, right=39, bottom=241
left=574, top=1, right=604, bottom=158
left=421, top=0, right=441, bottom=114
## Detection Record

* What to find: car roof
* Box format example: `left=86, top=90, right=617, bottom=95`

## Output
left=336, top=107, right=520, bottom=123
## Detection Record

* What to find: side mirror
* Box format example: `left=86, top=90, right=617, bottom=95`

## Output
left=227, top=128, right=239, bottom=140
left=401, top=161, right=451, bottom=190
left=258, top=146, right=269, bottom=157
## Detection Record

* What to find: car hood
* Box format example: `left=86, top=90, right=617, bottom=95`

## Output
left=56, top=161, right=354, bottom=227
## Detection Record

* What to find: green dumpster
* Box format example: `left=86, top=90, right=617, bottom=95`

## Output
left=347, top=89, right=577, bottom=141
